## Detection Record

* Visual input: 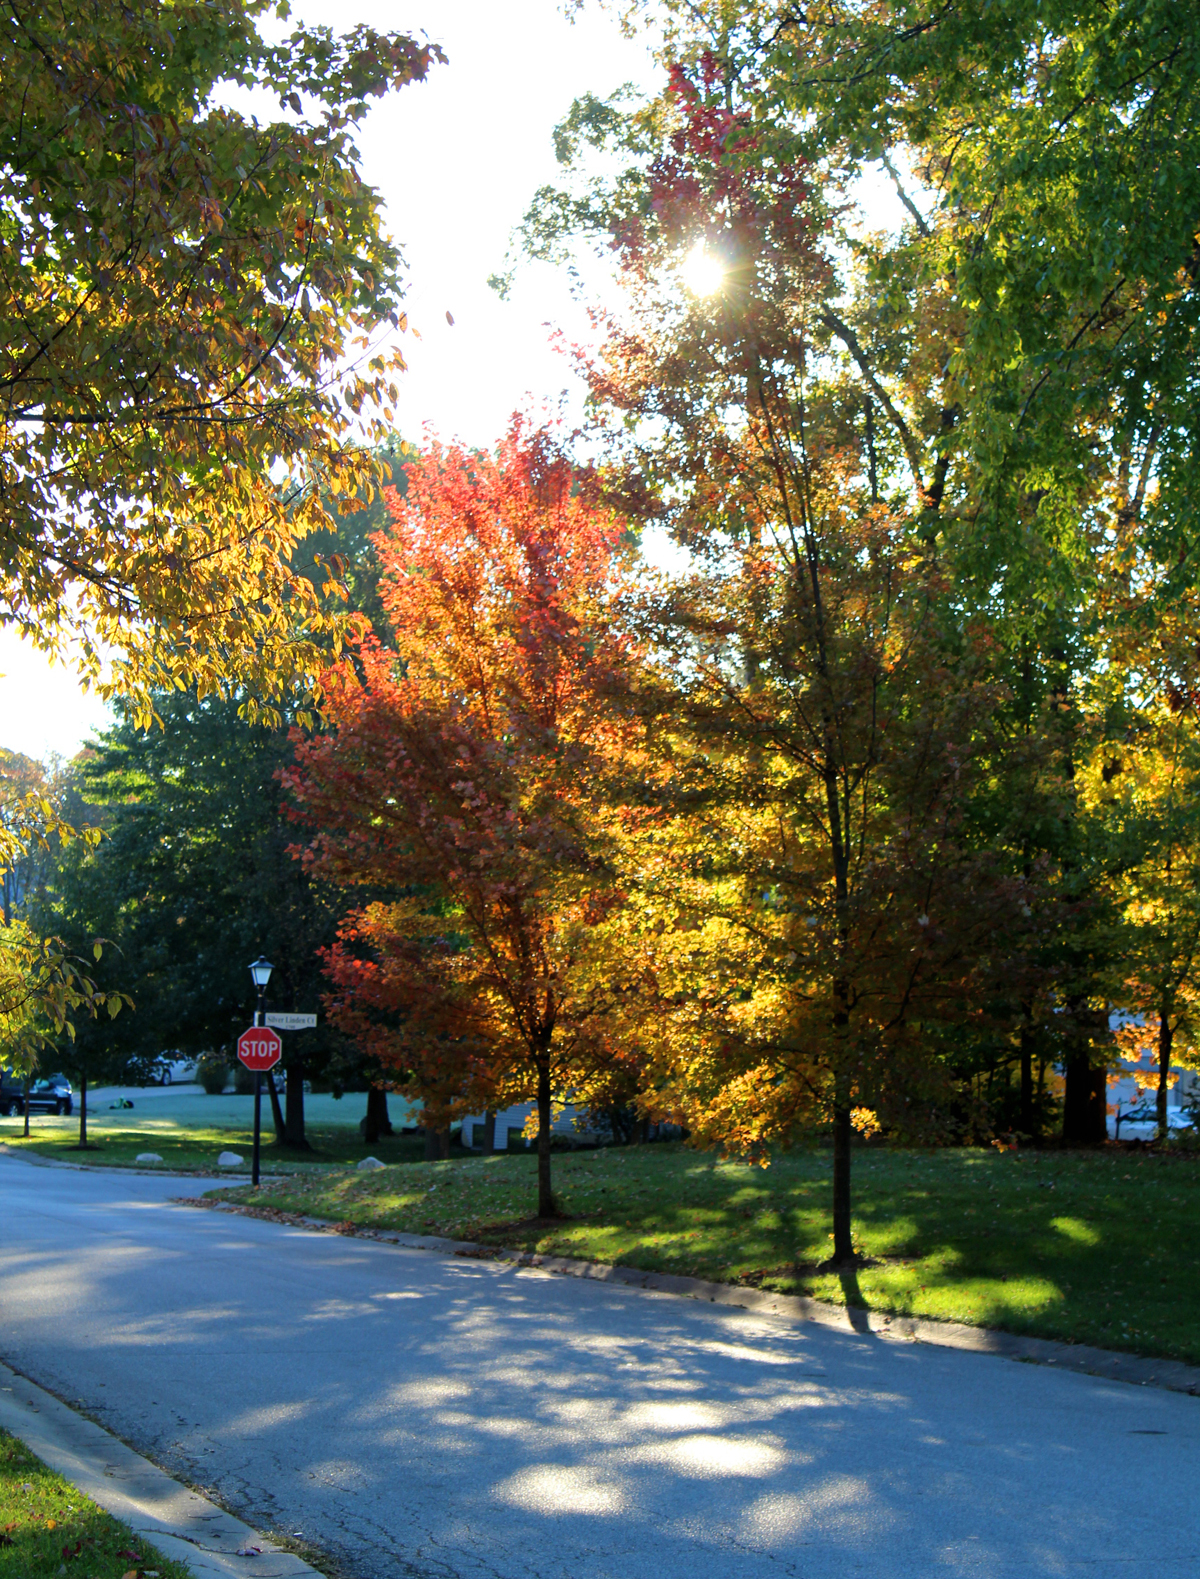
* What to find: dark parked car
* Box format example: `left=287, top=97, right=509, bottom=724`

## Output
left=0, top=1068, right=23, bottom=1117
left=0, top=1071, right=73, bottom=1117
left=26, top=1075, right=73, bottom=1116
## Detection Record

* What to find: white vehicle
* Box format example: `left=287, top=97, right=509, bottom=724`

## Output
left=153, top=1054, right=198, bottom=1086
left=1108, top=1100, right=1196, bottom=1141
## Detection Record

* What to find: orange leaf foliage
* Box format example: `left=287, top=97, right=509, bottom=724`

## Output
left=285, top=420, right=651, bottom=1205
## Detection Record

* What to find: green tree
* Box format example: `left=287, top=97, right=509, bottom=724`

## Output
left=35, top=693, right=349, bottom=1147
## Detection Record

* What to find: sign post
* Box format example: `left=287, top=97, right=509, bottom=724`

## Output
left=237, top=1025, right=281, bottom=1186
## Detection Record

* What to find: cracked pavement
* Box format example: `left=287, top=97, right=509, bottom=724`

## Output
left=0, top=1154, right=1196, bottom=1577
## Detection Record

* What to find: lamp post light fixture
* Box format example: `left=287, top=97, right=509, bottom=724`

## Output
left=248, top=956, right=273, bottom=1186
left=250, top=955, right=274, bottom=1019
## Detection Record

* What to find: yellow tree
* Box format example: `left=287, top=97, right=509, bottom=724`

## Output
left=0, top=1, right=440, bottom=1030
left=0, top=749, right=128, bottom=1063
left=1084, top=698, right=1200, bottom=1141
left=523, top=52, right=1047, bottom=1263
left=0, top=0, right=442, bottom=722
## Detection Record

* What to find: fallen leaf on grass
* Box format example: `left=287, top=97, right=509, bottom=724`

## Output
left=61, top=1539, right=82, bottom=1560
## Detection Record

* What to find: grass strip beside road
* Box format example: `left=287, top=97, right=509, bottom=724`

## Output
left=0, top=1427, right=191, bottom=1579
left=0, top=1124, right=431, bottom=1174
left=213, top=1142, right=1200, bottom=1367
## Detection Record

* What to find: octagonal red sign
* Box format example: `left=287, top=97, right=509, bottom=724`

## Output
left=237, top=1025, right=282, bottom=1071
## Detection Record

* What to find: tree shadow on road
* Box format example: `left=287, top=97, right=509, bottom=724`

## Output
left=838, top=1263, right=872, bottom=1332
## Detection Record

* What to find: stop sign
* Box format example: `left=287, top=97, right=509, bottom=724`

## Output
left=237, top=1025, right=282, bottom=1071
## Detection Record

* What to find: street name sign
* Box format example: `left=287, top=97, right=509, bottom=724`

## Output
left=237, top=1025, right=282, bottom=1071
left=264, top=1012, right=318, bottom=1031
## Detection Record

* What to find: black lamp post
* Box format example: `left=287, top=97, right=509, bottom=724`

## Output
left=249, top=955, right=273, bottom=1186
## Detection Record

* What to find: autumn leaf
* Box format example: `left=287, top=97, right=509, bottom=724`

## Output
left=287, top=419, right=653, bottom=1218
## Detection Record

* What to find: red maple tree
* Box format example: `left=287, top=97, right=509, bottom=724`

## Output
left=285, top=420, right=646, bottom=1216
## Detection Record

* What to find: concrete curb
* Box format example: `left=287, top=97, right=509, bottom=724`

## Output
left=183, top=1197, right=1200, bottom=1400
left=0, top=1360, right=321, bottom=1579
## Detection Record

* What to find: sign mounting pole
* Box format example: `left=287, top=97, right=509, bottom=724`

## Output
left=255, top=994, right=261, bottom=1189
left=237, top=1024, right=282, bottom=1186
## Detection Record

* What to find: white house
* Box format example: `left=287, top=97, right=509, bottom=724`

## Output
left=460, top=1102, right=606, bottom=1150
left=1106, top=1010, right=1197, bottom=1136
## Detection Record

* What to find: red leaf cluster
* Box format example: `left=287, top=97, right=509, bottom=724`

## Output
left=614, top=56, right=813, bottom=278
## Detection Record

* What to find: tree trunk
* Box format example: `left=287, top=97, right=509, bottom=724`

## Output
left=1086, top=1062, right=1108, bottom=1141
left=481, top=1110, right=496, bottom=1152
left=22, top=1076, right=29, bottom=1138
left=1062, top=1052, right=1107, bottom=1144
left=831, top=1098, right=853, bottom=1265
left=536, top=1056, right=556, bottom=1218
left=78, top=1073, right=87, bottom=1148
left=284, top=1060, right=311, bottom=1149
left=1157, top=1009, right=1173, bottom=1141
left=364, top=1085, right=393, bottom=1144
left=1019, top=1013, right=1035, bottom=1136
left=423, top=1126, right=450, bottom=1160
left=266, top=1070, right=285, bottom=1141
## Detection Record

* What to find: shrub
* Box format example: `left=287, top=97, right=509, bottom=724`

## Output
left=196, top=1051, right=230, bottom=1095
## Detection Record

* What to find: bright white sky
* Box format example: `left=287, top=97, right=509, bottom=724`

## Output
left=0, top=0, right=661, bottom=764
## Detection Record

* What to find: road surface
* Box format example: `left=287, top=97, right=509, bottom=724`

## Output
left=0, top=1154, right=1196, bottom=1578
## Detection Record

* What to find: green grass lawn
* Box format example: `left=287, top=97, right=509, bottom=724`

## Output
left=215, top=1142, right=1200, bottom=1366
left=0, top=1086, right=422, bottom=1173
left=0, top=1427, right=192, bottom=1579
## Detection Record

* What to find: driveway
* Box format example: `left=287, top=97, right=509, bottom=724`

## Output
left=0, top=1154, right=1195, bottom=1577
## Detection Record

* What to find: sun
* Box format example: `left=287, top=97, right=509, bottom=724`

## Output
left=681, top=242, right=725, bottom=297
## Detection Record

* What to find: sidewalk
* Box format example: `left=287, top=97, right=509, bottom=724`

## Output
left=0, top=1362, right=322, bottom=1579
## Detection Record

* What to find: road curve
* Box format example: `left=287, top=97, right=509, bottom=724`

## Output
left=0, top=1154, right=1195, bottom=1578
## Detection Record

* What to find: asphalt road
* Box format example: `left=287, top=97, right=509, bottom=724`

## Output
left=0, top=1155, right=1196, bottom=1579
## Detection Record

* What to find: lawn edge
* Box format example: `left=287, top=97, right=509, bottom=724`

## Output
left=0, top=1359, right=324, bottom=1578
left=0, top=1141, right=273, bottom=1180
left=180, top=1196, right=1200, bottom=1400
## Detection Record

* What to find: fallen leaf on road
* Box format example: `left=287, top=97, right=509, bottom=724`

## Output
left=236, top=1545, right=262, bottom=1556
